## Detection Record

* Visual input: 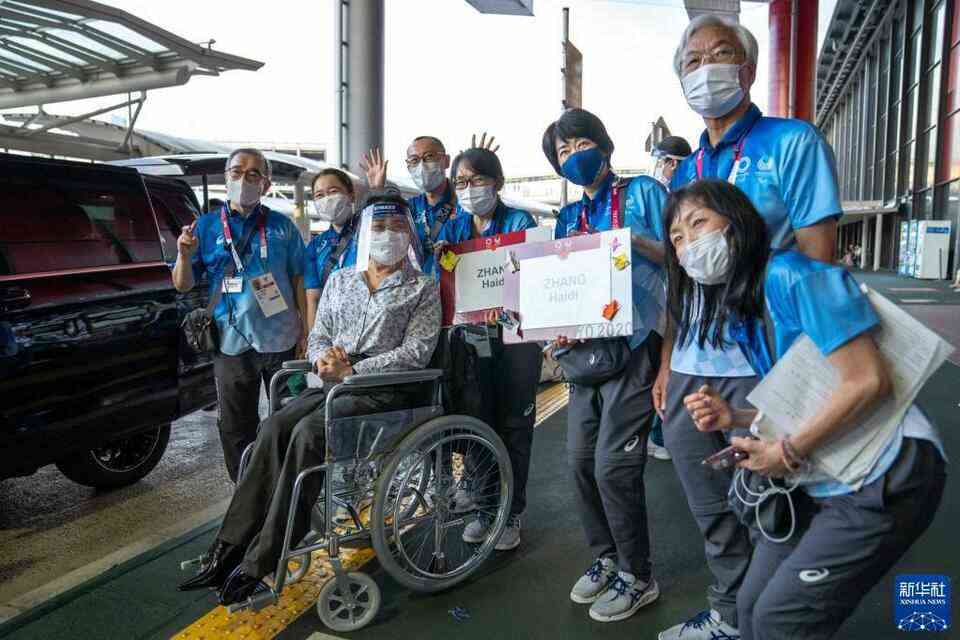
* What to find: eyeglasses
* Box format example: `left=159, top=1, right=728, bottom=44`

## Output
left=453, top=175, right=494, bottom=190
left=405, top=152, right=445, bottom=168
left=682, top=44, right=740, bottom=73
left=226, top=167, right=266, bottom=182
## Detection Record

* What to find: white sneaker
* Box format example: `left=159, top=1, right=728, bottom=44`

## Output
left=570, top=557, right=618, bottom=604
left=461, top=516, right=489, bottom=543
left=647, top=440, right=672, bottom=460
left=451, top=480, right=479, bottom=514
left=588, top=571, right=659, bottom=622
left=494, top=515, right=521, bottom=551
left=658, top=609, right=740, bottom=639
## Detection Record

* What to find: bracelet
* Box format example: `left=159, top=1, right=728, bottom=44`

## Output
left=780, top=438, right=806, bottom=473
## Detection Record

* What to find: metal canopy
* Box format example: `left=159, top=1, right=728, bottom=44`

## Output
left=0, top=0, right=263, bottom=109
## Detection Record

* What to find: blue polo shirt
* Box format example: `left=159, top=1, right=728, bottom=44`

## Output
left=730, top=249, right=944, bottom=497
left=190, top=204, right=305, bottom=356
left=436, top=200, right=536, bottom=243
left=670, top=103, right=842, bottom=378
left=407, top=180, right=456, bottom=277
left=555, top=172, right=668, bottom=349
left=303, top=222, right=358, bottom=291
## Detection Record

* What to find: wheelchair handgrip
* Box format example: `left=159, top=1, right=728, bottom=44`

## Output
left=281, top=359, right=313, bottom=371
left=340, top=368, right=444, bottom=388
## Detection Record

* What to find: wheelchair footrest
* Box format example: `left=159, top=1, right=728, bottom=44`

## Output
left=179, top=555, right=208, bottom=572
left=227, top=589, right=278, bottom=614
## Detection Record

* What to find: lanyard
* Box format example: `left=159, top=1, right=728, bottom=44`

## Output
left=695, top=120, right=758, bottom=184
left=220, top=205, right=266, bottom=273
left=578, top=181, right=622, bottom=233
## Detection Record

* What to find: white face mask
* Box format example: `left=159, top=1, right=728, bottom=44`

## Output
left=314, top=193, right=353, bottom=225
left=679, top=227, right=732, bottom=285
left=409, top=161, right=445, bottom=193
left=653, top=161, right=671, bottom=187
left=227, top=178, right=263, bottom=209
left=681, top=63, right=745, bottom=119
left=368, top=229, right=410, bottom=266
left=458, top=185, right=497, bottom=217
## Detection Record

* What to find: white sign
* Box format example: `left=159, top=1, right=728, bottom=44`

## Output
left=453, top=227, right=553, bottom=313
left=518, top=248, right=611, bottom=329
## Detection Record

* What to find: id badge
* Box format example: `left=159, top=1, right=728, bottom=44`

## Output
left=222, top=276, right=243, bottom=293
left=464, top=327, right=493, bottom=359
left=250, top=272, right=289, bottom=317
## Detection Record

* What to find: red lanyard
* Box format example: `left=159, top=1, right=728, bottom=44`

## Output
left=578, top=182, right=622, bottom=233
left=696, top=123, right=756, bottom=183
left=220, top=205, right=266, bottom=273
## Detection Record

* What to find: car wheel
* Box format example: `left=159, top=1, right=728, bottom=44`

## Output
left=56, top=424, right=171, bottom=489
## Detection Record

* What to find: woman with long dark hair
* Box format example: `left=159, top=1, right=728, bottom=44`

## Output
left=664, top=179, right=946, bottom=640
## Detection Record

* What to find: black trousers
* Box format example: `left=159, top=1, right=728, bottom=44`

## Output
left=737, top=438, right=946, bottom=640
left=217, top=386, right=406, bottom=578
left=566, top=333, right=660, bottom=581
left=213, top=347, right=294, bottom=481
left=473, top=337, right=542, bottom=516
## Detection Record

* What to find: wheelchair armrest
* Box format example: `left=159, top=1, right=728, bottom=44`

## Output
left=281, top=360, right=313, bottom=371
left=340, top=368, right=444, bottom=388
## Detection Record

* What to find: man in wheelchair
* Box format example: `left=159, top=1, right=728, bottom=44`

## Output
left=179, top=192, right=441, bottom=605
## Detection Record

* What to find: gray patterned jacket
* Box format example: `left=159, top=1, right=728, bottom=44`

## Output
left=306, top=261, right=440, bottom=374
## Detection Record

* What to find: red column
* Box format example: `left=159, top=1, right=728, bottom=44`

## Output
left=768, top=0, right=818, bottom=122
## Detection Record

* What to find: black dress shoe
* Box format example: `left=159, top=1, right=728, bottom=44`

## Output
left=218, top=565, right=269, bottom=606
left=178, top=540, right=244, bottom=592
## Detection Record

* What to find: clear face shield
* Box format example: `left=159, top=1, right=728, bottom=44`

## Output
left=650, top=149, right=681, bottom=186
left=354, top=196, right=423, bottom=272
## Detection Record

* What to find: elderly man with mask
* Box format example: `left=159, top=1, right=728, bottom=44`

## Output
left=178, top=192, right=441, bottom=604
left=655, top=15, right=842, bottom=640
left=173, top=148, right=306, bottom=482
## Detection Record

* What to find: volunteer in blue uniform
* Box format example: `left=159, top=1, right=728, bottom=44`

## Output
left=172, top=148, right=306, bottom=481
left=665, top=179, right=946, bottom=640
left=434, top=147, right=541, bottom=552
left=543, top=108, right=667, bottom=623
left=651, top=135, right=692, bottom=189
left=303, top=168, right=359, bottom=331
left=361, top=137, right=457, bottom=277
left=656, top=16, right=842, bottom=640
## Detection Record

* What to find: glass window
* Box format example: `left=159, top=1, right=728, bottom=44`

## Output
left=888, top=100, right=901, bottom=153
left=0, top=169, right=162, bottom=275
left=878, top=157, right=887, bottom=199
left=943, top=111, right=960, bottom=181
left=912, top=0, right=925, bottom=33
left=924, top=64, right=942, bottom=131
left=947, top=181, right=960, bottom=237
left=891, top=53, right=904, bottom=103
left=886, top=149, right=899, bottom=202
left=918, top=188, right=935, bottom=218
left=905, top=86, right=919, bottom=141
left=909, top=30, right=922, bottom=86
left=902, top=139, right=916, bottom=195
left=927, top=1, right=945, bottom=67
left=916, top=127, right=937, bottom=188
left=948, top=45, right=960, bottom=115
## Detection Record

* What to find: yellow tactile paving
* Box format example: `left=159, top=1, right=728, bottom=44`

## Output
left=172, top=383, right=568, bottom=640
left=172, top=547, right=374, bottom=640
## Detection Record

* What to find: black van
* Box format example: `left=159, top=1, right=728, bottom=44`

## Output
left=0, top=154, right=216, bottom=488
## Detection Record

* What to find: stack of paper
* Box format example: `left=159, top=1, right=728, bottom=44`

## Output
left=747, top=286, right=954, bottom=490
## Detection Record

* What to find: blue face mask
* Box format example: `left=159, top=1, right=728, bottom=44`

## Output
left=561, top=147, right=606, bottom=186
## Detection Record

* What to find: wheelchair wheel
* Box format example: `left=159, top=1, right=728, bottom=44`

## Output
left=316, top=571, right=381, bottom=632
left=370, top=415, right=513, bottom=593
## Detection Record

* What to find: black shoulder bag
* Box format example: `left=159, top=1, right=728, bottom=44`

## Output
left=180, top=216, right=262, bottom=355
left=553, top=178, right=633, bottom=386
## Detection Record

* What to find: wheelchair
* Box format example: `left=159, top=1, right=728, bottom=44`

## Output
left=181, top=334, right=514, bottom=632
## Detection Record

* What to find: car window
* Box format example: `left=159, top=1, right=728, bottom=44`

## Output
left=0, top=168, right=162, bottom=276
left=146, top=181, right=200, bottom=262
